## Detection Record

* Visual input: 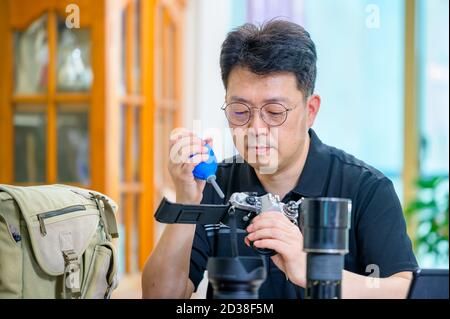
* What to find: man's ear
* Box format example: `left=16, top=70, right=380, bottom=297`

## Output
left=306, top=94, right=321, bottom=128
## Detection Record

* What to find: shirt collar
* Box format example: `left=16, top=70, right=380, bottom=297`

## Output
left=292, top=128, right=331, bottom=197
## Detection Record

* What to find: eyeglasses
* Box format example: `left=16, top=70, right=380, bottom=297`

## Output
left=221, top=102, right=298, bottom=127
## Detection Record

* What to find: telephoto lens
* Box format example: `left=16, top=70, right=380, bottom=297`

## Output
left=301, top=197, right=352, bottom=299
left=207, top=256, right=266, bottom=299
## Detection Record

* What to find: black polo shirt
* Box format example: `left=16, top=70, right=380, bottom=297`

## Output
left=189, top=129, right=418, bottom=299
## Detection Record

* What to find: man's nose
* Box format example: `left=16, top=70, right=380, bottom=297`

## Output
left=248, top=109, right=269, bottom=130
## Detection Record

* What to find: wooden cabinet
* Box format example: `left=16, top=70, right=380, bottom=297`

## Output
left=0, top=0, right=185, bottom=273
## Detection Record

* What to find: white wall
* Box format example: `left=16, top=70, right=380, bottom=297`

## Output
left=183, top=0, right=236, bottom=161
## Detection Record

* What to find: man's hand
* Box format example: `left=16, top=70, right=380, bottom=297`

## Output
left=244, top=211, right=307, bottom=287
left=168, top=129, right=212, bottom=204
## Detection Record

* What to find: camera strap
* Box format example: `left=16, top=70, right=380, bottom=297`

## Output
left=154, top=197, right=254, bottom=229
left=154, top=197, right=229, bottom=224
left=228, top=206, right=239, bottom=257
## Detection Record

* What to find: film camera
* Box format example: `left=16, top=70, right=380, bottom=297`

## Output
left=227, top=192, right=300, bottom=255
left=155, top=192, right=351, bottom=299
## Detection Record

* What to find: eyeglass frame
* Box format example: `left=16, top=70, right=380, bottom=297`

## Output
left=221, top=101, right=300, bottom=127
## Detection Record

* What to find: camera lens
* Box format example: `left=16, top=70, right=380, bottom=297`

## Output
left=301, top=197, right=351, bottom=299
left=207, top=256, right=266, bottom=299
left=250, top=242, right=276, bottom=256
left=302, top=197, right=351, bottom=253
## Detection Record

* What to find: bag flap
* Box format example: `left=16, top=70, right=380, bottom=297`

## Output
left=0, top=191, right=13, bottom=201
left=55, top=184, right=119, bottom=239
left=0, top=184, right=102, bottom=276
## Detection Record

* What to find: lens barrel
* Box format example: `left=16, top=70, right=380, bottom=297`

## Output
left=301, top=197, right=352, bottom=299
left=207, top=256, right=266, bottom=299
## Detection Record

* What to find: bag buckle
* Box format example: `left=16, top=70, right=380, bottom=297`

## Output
left=62, top=249, right=81, bottom=299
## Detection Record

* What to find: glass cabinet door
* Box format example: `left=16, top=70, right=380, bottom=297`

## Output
left=14, top=15, right=48, bottom=94
left=13, top=104, right=47, bottom=182
left=56, top=16, right=92, bottom=92
left=57, top=104, right=90, bottom=183
left=12, top=12, right=92, bottom=185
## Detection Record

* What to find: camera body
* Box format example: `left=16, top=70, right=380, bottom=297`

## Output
left=228, top=192, right=301, bottom=256
left=229, top=192, right=300, bottom=227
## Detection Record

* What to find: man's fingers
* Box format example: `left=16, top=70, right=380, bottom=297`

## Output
left=176, top=154, right=210, bottom=178
left=169, top=135, right=203, bottom=152
left=186, top=153, right=210, bottom=164
left=179, top=144, right=209, bottom=161
left=253, top=239, right=290, bottom=256
left=169, top=128, right=195, bottom=143
left=170, top=130, right=211, bottom=147
left=247, top=228, right=287, bottom=242
left=196, top=179, right=207, bottom=188
left=170, top=143, right=208, bottom=164
left=247, top=216, right=296, bottom=233
left=203, top=137, right=214, bottom=148
left=254, top=211, right=292, bottom=224
left=169, top=136, right=200, bottom=163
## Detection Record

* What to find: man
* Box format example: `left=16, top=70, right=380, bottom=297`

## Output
left=142, top=20, right=418, bottom=298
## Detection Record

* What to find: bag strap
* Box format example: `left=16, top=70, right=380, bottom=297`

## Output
left=60, top=232, right=81, bottom=299
left=91, top=193, right=119, bottom=241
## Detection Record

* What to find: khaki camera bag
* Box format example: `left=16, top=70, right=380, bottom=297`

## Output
left=0, top=184, right=119, bottom=299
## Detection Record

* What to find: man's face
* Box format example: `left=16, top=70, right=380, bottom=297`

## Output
left=225, top=66, right=319, bottom=174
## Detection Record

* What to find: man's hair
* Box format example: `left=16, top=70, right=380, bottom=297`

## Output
left=220, top=19, right=317, bottom=97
